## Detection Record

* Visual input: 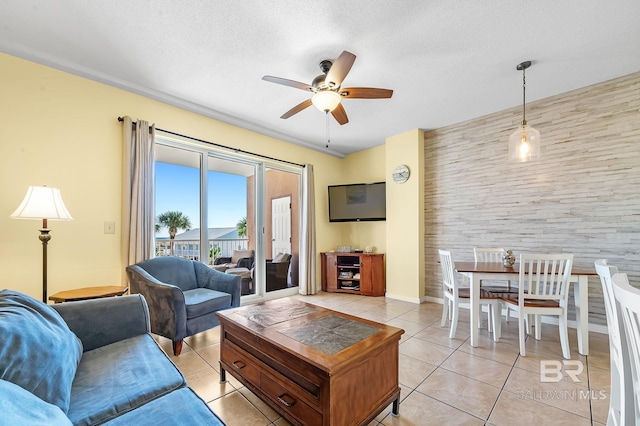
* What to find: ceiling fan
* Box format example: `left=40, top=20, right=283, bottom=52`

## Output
left=262, top=51, right=393, bottom=125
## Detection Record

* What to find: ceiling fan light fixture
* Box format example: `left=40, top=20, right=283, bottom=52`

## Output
left=508, top=60, right=541, bottom=163
left=311, top=90, right=341, bottom=112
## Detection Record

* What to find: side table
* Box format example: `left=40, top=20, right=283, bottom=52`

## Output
left=48, top=286, right=129, bottom=303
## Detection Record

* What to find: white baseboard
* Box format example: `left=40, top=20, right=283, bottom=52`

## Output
left=422, top=295, right=444, bottom=304
left=384, top=292, right=422, bottom=304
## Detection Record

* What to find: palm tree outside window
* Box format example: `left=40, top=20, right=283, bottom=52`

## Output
left=157, top=211, right=192, bottom=256
left=236, top=216, right=247, bottom=238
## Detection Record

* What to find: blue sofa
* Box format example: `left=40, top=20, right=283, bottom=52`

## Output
left=0, top=290, right=225, bottom=425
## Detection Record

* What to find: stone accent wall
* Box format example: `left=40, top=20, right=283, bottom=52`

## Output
left=424, top=72, right=640, bottom=326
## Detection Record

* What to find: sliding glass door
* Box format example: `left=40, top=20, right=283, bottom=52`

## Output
left=154, top=137, right=301, bottom=300
left=207, top=155, right=256, bottom=295
left=263, top=166, right=300, bottom=293
left=155, top=144, right=201, bottom=260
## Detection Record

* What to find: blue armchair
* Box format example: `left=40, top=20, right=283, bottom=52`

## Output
left=126, top=256, right=241, bottom=355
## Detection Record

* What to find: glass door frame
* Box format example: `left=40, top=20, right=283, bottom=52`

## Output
left=155, top=135, right=302, bottom=302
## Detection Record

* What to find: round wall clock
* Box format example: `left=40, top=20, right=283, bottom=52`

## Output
left=392, top=164, right=410, bottom=184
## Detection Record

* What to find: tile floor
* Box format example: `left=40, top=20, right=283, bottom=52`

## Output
left=155, top=292, right=611, bottom=425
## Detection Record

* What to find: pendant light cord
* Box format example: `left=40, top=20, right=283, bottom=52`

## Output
left=522, top=67, right=527, bottom=125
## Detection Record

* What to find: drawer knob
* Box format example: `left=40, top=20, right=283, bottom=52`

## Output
left=232, top=360, right=246, bottom=370
left=277, top=393, right=296, bottom=408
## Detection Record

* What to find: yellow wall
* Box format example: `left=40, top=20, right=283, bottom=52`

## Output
left=0, top=53, right=345, bottom=299
left=385, top=129, right=425, bottom=303
left=337, top=144, right=387, bottom=254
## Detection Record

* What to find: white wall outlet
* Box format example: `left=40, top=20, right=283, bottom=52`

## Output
left=104, top=221, right=115, bottom=234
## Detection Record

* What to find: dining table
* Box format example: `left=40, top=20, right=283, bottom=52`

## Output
left=454, top=261, right=598, bottom=355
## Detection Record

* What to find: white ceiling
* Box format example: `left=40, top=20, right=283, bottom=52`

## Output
left=2, top=0, right=639, bottom=157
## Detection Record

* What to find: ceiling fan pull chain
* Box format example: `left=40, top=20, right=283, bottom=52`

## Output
left=326, top=111, right=330, bottom=148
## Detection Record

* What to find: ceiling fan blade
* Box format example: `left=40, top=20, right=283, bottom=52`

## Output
left=340, top=87, right=394, bottom=99
left=331, top=103, right=349, bottom=125
left=280, top=98, right=313, bottom=119
left=325, top=51, right=356, bottom=88
left=262, top=75, right=314, bottom=92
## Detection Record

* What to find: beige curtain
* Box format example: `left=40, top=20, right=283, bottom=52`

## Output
left=121, top=116, right=155, bottom=282
left=299, top=164, right=317, bottom=295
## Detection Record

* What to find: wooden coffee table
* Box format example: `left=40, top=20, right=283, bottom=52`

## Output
left=217, top=298, right=404, bottom=426
left=48, top=286, right=129, bottom=303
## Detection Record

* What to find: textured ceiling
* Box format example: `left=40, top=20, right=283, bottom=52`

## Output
left=2, top=0, right=639, bottom=157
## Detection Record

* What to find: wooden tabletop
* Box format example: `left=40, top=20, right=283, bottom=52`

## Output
left=48, top=286, right=129, bottom=303
left=217, top=298, right=404, bottom=372
left=454, top=262, right=597, bottom=275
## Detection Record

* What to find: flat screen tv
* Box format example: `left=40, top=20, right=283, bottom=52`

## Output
left=328, top=182, right=386, bottom=222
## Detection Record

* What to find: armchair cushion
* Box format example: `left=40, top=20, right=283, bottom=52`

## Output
left=193, top=261, right=241, bottom=303
left=0, top=290, right=83, bottom=414
left=231, top=249, right=253, bottom=264
left=272, top=252, right=291, bottom=263
left=183, top=288, right=232, bottom=318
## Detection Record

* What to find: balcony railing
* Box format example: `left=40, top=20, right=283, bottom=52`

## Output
left=155, top=238, right=249, bottom=264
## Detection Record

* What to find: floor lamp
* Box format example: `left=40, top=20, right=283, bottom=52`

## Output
left=11, top=186, right=73, bottom=303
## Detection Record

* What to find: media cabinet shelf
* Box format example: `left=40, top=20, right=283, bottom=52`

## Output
left=321, top=252, right=385, bottom=296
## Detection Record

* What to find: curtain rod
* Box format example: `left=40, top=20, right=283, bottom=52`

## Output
left=117, top=117, right=305, bottom=167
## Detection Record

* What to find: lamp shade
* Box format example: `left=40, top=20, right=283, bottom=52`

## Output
left=11, top=186, right=73, bottom=221
left=508, top=124, right=541, bottom=163
left=311, top=90, right=341, bottom=112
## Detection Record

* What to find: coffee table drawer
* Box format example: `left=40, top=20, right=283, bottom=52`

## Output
left=221, top=342, right=260, bottom=385
left=224, top=327, right=323, bottom=404
left=260, top=372, right=322, bottom=425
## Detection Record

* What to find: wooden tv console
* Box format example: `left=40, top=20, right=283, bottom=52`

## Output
left=217, top=298, right=403, bottom=425
left=321, top=252, right=385, bottom=296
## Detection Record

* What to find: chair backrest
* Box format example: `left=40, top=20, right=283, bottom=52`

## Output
left=132, top=256, right=198, bottom=291
left=518, top=254, right=573, bottom=302
left=474, top=247, right=506, bottom=263
left=611, top=272, right=640, bottom=424
left=231, top=249, right=254, bottom=264
left=595, top=260, right=624, bottom=354
left=272, top=252, right=291, bottom=263
left=595, top=260, right=634, bottom=425
left=438, top=250, right=457, bottom=294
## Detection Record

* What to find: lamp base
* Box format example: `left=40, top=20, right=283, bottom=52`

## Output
left=39, top=229, right=51, bottom=303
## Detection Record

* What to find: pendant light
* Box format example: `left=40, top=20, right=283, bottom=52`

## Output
left=508, top=61, right=541, bottom=162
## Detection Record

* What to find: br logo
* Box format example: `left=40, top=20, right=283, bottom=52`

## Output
left=539, top=360, right=583, bottom=383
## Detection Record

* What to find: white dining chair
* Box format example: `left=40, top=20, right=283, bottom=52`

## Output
left=611, top=272, right=640, bottom=425
left=474, top=247, right=518, bottom=322
left=439, top=249, right=500, bottom=340
left=595, top=260, right=635, bottom=426
left=474, top=247, right=506, bottom=264
left=500, top=253, right=573, bottom=358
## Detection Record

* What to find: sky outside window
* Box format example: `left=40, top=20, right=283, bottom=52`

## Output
left=155, top=162, right=247, bottom=238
